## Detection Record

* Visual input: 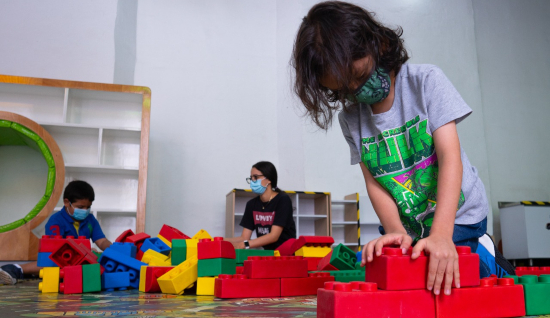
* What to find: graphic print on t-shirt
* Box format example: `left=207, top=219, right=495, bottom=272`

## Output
left=361, top=115, right=465, bottom=239
left=252, top=211, right=275, bottom=235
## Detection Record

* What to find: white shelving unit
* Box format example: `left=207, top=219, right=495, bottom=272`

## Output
left=0, top=76, right=150, bottom=251
left=226, top=189, right=331, bottom=239
left=358, top=195, right=382, bottom=246
left=331, top=194, right=361, bottom=252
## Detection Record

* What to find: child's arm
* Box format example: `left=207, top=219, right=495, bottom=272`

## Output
left=360, top=162, right=413, bottom=265
left=94, top=238, right=112, bottom=251
left=411, top=121, right=462, bottom=296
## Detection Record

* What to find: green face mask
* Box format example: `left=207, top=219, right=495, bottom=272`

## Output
left=348, top=68, right=391, bottom=104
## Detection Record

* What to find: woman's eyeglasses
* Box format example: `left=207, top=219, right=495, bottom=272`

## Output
left=246, top=175, right=264, bottom=184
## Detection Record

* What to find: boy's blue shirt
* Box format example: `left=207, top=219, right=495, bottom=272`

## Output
left=45, top=207, right=105, bottom=242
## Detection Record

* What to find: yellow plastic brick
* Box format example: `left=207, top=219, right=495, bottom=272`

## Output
left=295, top=246, right=332, bottom=258
left=186, top=238, right=199, bottom=260
left=196, top=276, right=217, bottom=296
left=157, top=234, right=172, bottom=248
left=192, top=229, right=212, bottom=240
left=139, top=265, right=147, bottom=292
left=149, top=257, right=172, bottom=267
left=274, top=250, right=281, bottom=257
left=38, top=267, right=60, bottom=293
left=157, top=256, right=198, bottom=294
left=142, top=249, right=170, bottom=265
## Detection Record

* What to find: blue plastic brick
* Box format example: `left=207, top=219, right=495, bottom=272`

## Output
left=110, top=242, right=137, bottom=258
left=37, top=252, right=58, bottom=267
left=99, top=248, right=146, bottom=289
left=140, top=238, right=171, bottom=256
left=102, top=272, right=131, bottom=291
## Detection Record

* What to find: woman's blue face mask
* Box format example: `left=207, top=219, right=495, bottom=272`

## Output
left=250, top=178, right=267, bottom=195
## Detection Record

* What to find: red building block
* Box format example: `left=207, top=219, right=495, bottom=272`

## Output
left=515, top=267, right=550, bottom=276
left=236, top=266, right=244, bottom=274
left=243, top=256, right=308, bottom=279
left=143, top=266, right=174, bottom=293
left=49, top=238, right=97, bottom=268
left=39, top=235, right=91, bottom=253
left=436, top=277, right=526, bottom=318
left=317, top=281, right=436, bottom=318
left=281, top=272, right=335, bottom=296
left=317, top=251, right=338, bottom=271
left=365, top=246, right=479, bottom=290
left=307, top=257, right=322, bottom=271
left=291, top=236, right=334, bottom=252
left=124, top=232, right=150, bottom=245
left=115, top=229, right=135, bottom=243
left=59, top=265, right=83, bottom=294
left=197, top=237, right=236, bottom=260
left=214, top=274, right=280, bottom=298
left=275, top=238, right=297, bottom=256
left=158, top=224, right=190, bottom=241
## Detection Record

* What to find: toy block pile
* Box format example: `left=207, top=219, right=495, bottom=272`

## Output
left=505, top=274, right=550, bottom=316
left=310, top=241, right=366, bottom=282
left=514, top=266, right=550, bottom=276
left=317, top=245, right=527, bottom=318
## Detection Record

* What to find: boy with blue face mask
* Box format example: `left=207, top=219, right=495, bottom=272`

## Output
left=0, top=180, right=112, bottom=285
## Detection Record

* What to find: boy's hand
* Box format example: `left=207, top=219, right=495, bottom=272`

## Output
left=412, top=234, right=459, bottom=295
left=361, top=233, right=412, bottom=266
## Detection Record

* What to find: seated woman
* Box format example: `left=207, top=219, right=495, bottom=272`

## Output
left=225, top=161, right=296, bottom=250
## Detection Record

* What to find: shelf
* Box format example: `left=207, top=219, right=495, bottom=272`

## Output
left=65, top=164, right=139, bottom=175
left=39, top=122, right=141, bottom=132
left=297, top=215, right=328, bottom=219
left=331, top=200, right=357, bottom=204
left=332, top=221, right=358, bottom=225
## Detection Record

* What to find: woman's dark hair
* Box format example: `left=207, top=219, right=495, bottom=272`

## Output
left=252, top=161, right=280, bottom=192
left=64, top=180, right=95, bottom=203
left=292, top=1, right=409, bottom=130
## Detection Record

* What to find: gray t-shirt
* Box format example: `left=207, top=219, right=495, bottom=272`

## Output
left=339, top=64, right=489, bottom=239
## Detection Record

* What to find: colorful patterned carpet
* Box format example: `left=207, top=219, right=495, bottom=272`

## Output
left=1, top=279, right=546, bottom=317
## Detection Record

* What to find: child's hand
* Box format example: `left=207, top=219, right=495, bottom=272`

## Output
left=412, top=234, right=459, bottom=295
left=361, top=232, right=412, bottom=266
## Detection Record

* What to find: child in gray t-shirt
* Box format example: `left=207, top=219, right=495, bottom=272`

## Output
left=291, top=1, right=514, bottom=296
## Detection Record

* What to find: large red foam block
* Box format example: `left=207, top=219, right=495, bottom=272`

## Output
left=275, top=238, right=297, bottom=256
left=158, top=224, right=190, bottom=241
left=365, top=246, right=479, bottom=290
left=317, top=251, right=338, bottom=271
left=115, top=229, right=135, bottom=243
left=197, top=237, right=236, bottom=260
left=436, top=277, right=525, bottom=318
left=124, top=232, right=151, bottom=245
left=280, top=272, right=335, bottom=296
left=49, top=238, right=97, bottom=268
left=243, top=256, right=308, bottom=279
left=59, top=265, right=83, bottom=294
left=515, top=267, right=550, bottom=276
left=317, top=281, right=436, bottom=318
left=214, top=274, right=280, bottom=298
left=291, top=236, right=334, bottom=253
left=39, top=235, right=91, bottom=253
left=307, top=257, right=322, bottom=271
left=144, top=266, right=174, bottom=293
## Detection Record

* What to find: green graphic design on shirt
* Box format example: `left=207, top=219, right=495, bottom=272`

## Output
left=361, top=116, right=465, bottom=238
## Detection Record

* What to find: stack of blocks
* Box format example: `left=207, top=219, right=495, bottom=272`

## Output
left=505, top=274, right=550, bottom=316
left=38, top=263, right=102, bottom=294
left=38, top=235, right=91, bottom=267
left=291, top=236, right=334, bottom=271
left=313, top=243, right=365, bottom=282
left=196, top=237, right=236, bottom=295
left=317, top=245, right=527, bottom=318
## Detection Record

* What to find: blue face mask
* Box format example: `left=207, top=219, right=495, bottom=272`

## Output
left=250, top=179, right=267, bottom=195
left=71, top=204, right=91, bottom=221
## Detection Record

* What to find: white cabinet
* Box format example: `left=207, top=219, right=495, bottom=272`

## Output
left=331, top=193, right=360, bottom=252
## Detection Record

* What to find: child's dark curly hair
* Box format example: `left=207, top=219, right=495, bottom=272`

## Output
left=292, top=1, right=409, bottom=130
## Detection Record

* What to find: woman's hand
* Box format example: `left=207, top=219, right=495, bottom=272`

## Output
left=412, top=234, right=459, bottom=295
left=232, top=241, right=245, bottom=249
left=361, top=232, right=412, bottom=266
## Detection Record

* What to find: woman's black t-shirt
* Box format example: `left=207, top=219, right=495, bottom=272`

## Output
left=239, top=191, right=296, bottom=250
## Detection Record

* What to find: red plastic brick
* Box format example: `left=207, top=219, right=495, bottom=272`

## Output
left=236, top=266, right=244, bottom=274
left=436, top=277, right=526, bottom=318
left=243, top=256, right=308, bottom=279
left=317, top=281, right=436, bottom=318
left=158, top=224, right=190, bottom=241
left=365, top=246, right=479, bottom=290
left=275, top=238, right=297, bottom=256
left=39, top=235, right=91, bottom=253
left=291, top=236, right=334, bottom=252
left=115, top=229, right=135, bottom=243
left=59, top=265, right=83, bottom=294
left=49, top=238, right=91, bottom=268
left=214, top=274, right=280, bottom=298
left=307, top=257, right=322, bottom=271
left=197, top=237, right=236, bottom=260
left=280, top=272, right=335, bottom=296
left=515, top=267, right=550, bottom=276
left=143, top=266, right=174, bottom=293
left=124, top=232, right=150, bottom=245
left=317, top=251, right=338, bottom=271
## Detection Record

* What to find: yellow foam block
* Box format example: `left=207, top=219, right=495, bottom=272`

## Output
left=139, top=265, right=147, bottom=292
left=192, top=229, right=212, bottom=240
left=157, top=234, right=172, bottom=248
left=157, top=256, right=198, bottom=294
left=142, top=249, right=169, bottom=265
left=196, top=276, right=217, bottom=296
left=149, top=257, right=172, bottom=267
left=274, top=250, right=281, bottom=257
left=295, top=246, right=332, bottom=258
left=186, top=238, right=198, bottom=260
left=38, top=267, right=60, bottom=293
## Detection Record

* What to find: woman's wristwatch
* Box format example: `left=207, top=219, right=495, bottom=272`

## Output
left=243, top=240, right=250, bottom=249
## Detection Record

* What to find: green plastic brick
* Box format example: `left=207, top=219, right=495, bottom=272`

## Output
left=330, top=244, right=357, bottom=270
left=172, top=239, right=187, bottom=265
left=82, top=264, right=101, bottom=293
left=508, top=274, right=550, bottom=316
left=235, top=249, right=274, bottom=265
left=198, top=258, right=236, bottom=277
left=311, top=270, right=364, bottom=283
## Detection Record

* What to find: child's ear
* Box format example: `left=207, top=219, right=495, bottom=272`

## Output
left=63, top=198, right=70, bottom=207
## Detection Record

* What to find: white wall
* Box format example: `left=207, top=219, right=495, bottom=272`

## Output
left=0, top=0, right=548, bottom=245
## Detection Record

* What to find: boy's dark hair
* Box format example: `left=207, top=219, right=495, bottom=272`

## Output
left=292, top=1, right=409, bottom=130
left=63, top=180, right=95, bottom=203
left=252, top=161, right=280, bottom=192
